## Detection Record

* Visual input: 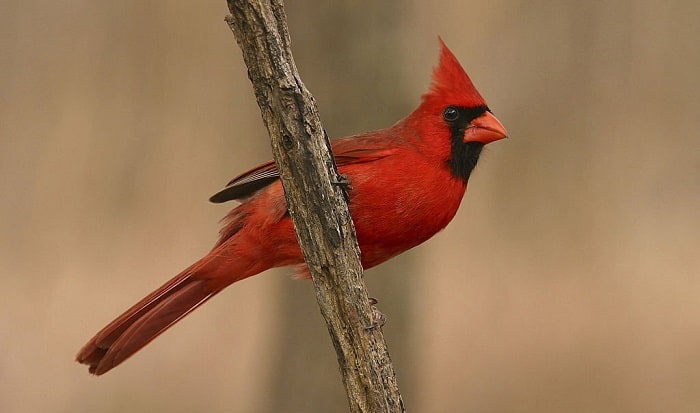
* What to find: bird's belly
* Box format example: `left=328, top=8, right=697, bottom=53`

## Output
left=347, top=172, right=467, bottom=269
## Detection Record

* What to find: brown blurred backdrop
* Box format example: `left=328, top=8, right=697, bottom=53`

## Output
left=1, top=1, right=699, bottom=412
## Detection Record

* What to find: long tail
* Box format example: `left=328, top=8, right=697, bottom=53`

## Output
left=76, top=245, right=251, bottom=375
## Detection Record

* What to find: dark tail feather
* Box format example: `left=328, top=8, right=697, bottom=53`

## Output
left=76, top=255, right=232, bottom=375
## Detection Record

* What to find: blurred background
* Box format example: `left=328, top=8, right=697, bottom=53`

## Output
left=2, top=1, right=699, bottom=412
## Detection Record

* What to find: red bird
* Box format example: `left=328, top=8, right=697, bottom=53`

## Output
left=77, top=40, right=507, bottom=375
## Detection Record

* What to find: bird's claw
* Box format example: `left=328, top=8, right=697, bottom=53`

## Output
left=332, top=173, right=353, bottom=191
left=365, top=297, right=386, bottom=331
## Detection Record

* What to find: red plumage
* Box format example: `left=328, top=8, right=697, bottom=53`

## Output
left=76, top=40, right=507, bottom=375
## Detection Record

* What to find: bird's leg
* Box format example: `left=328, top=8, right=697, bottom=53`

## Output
left=331, top=173, right=353, bottom=191
left=331, top=173, right=353, bottom=203
left=325, top=129, right=353, bottom=193
left=365, top=297, right=387, bottom=331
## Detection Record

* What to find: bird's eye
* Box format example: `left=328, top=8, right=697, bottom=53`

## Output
left=443, top=106, right=459, bottom=122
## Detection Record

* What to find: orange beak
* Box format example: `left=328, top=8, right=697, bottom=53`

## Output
left=464, top=111, right=508, bottom=144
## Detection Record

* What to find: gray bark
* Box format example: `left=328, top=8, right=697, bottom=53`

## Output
left=225, top=1, right=405, bottom=411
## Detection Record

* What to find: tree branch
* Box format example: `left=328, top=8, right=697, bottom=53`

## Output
left=225, top=1, right=404, bottom=412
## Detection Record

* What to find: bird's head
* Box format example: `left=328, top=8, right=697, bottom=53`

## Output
left=408, top=38, right=507, bottom=182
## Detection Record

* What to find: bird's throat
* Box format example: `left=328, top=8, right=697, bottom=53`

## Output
left=450, top=141, right=484, bottom=182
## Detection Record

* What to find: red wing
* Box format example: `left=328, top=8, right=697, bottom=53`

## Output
left=209, top=132, right=398, bottom=203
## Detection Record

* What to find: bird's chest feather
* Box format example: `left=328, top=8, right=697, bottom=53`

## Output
left=342, top=153, right=466, bottom=266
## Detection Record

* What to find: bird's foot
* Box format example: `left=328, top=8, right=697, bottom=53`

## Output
left=365, top=297, right=386, bottom=331
left=332, top=173, right=353, bottom=191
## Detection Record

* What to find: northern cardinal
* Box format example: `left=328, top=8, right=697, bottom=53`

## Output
left=77, top=39, right=507, bottom=375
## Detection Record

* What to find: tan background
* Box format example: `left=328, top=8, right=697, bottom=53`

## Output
left=2, top=1, right=699, bottom=412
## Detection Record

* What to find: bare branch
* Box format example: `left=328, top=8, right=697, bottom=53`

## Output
left=225, top=1, right=404, bottom=412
